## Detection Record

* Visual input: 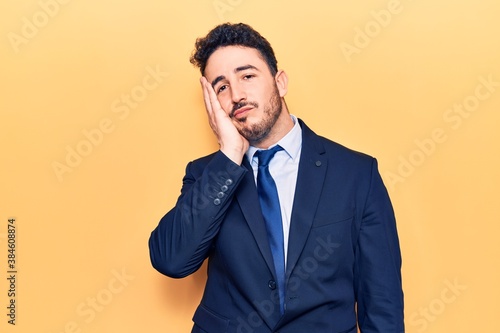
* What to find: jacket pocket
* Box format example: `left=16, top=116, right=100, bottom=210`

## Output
left=312, top=210, right=354, bottom=228
left=192, top=304, right=229, bottom=333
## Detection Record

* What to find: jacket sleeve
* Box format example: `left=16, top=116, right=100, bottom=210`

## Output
left=149, top=151, right=247, bottom=278
left=355, top=158, right=405, bottom=332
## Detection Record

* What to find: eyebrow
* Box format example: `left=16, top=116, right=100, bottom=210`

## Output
left=211, top=65, right=260, bottom=88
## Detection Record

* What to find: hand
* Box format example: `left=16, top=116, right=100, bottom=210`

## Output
left=200, top=77, right=249, bottom=165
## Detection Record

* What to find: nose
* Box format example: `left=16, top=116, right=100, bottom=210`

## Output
left=230, top=81, right=246, bottom=104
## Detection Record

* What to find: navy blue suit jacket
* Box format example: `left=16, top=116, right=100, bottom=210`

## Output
left=149, top=119, right=404, bottom=333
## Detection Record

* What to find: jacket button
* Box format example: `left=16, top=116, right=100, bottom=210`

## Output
left=213, top=198, right=221, bottom=205
left=225, top=179, right=233, bottom=186
left=268, top=280, right=276, bottom=290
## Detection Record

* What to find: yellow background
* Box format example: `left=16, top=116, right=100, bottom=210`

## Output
left=1, top=0, right=499, bottom=332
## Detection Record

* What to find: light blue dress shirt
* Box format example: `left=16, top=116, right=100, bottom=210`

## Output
left=246, top=115, right=302, bottom=265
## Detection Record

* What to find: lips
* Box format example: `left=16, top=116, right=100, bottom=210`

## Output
left=232, top=106, right=253, bottom=119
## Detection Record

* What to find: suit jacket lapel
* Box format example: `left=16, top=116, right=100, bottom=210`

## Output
left=234, top=120, right=328, bottom=286
left=286, top=120, right=328, bottom=280
left=235, top=157, right=276, bottom=277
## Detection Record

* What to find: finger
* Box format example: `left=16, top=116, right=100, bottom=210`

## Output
left=200, top=77, right=213, bottom=115
left=200, top=77, right=220, bottom=135
left=202, top=77, right=226, bottom=119
left=203, top=78, right=218, bottom=108
left=201, top=77, right=225, bottom=127
left=203, top=80, right=232, bottom=141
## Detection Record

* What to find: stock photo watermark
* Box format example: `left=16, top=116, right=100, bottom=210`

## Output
left=213, top=0, right=244, bottom=21
left=236, top=234, right=341, bottom=332
left=409, top=278, right=467, bottom=332
left=384, top=74, right=498, bottom=191
left=7, top=0, right=73, bottom=54
left=5, top=218, right=18, bottom=325
left=51, top=64, right=169, bottom=182
left=339, top=0, right=411, bottom=63
left=53, top=268, right=135, bottom=333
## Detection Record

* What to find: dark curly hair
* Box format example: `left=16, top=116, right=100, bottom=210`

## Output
left=190, top=23, right=278, bottom=76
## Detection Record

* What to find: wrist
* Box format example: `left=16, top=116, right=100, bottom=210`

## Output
left=220, top=146, right=246, bottom=165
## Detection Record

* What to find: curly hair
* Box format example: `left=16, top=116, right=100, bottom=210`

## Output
left=190, top=23, right=278, bottom=76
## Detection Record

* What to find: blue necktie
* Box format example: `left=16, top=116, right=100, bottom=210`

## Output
left=256, top=145, right=285, bottom=314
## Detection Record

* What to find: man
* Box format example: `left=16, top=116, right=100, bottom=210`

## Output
left=149, top=23, right=404, bottom=333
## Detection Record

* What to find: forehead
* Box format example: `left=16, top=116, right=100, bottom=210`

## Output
left=204, top=46, right=269, bottom=80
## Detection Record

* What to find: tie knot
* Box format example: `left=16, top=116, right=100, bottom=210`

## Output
left=256, top=145, right=283, bottom=168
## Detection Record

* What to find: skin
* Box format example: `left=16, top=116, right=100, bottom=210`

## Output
left=200, top=46, right=294, bottom=165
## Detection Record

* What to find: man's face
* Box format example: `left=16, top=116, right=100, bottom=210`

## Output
left=203, top=46, right=286, bottom=145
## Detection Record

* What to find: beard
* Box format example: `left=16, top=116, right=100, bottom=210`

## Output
left=230, top=85, right=282, bottom=145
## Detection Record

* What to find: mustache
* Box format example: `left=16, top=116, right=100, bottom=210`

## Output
left=230, top=101, right=259, bottom=117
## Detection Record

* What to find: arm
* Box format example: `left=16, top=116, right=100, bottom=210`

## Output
left=355, top=158, right=404, bottom=332
left=149, top=77, right=249, bottom=278
left=149, top=151, right=246, bottom=278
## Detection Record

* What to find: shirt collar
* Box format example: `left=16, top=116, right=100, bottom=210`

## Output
left=246, top=114, right=302, bottom=163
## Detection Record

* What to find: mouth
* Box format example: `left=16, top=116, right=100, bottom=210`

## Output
left=232, top=106, right=253, bottom=119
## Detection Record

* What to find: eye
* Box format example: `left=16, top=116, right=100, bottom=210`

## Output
left=217, top=84, right=228, bottom=94
left=243, top=74, right=255, bottom=80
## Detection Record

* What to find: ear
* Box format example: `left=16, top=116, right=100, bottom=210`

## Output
left=274, top=70, right=289, bottom=98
